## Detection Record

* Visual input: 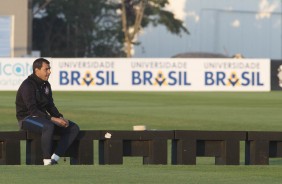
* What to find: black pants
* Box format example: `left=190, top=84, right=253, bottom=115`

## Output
left=21, top=116, right=80, bottom=159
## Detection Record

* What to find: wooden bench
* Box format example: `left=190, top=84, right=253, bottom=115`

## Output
left=6, top=130, right=282, bottom=166
left=0, top=131, right=26, bottom=165
left=26, top=130, right=100, bottom=165
left=246, top=131, right=282, bottom=165
left=99, top=130, right=174, bottom=165
left=172, top=130, right=247, bottom=165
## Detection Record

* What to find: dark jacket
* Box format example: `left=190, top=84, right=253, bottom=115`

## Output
left=16, top=74, right=63, bottom=123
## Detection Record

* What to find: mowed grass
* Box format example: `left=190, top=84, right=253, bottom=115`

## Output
left=1, top=91, right=282, bottom=183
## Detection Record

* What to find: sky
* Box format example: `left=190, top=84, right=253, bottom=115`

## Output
left=133, top=0, right=282, bottom=59
left=166, top=0, right=187, bottom=21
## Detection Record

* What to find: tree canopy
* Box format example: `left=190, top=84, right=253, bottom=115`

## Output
left=32, top=0, right=189, bottom=57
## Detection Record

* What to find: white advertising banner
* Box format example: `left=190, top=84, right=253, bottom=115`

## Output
left=0, top=58, right=270, bottom=91
left=0, top=58, right=33, bottom=90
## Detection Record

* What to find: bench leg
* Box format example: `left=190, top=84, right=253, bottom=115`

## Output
left=171, top=139, right=196, bottom=165
left=269, top=141, right=282, bottom=157
left=99, top=140, right=123, bottom=164
left=0, top=141, right=2, bottom=161
left=245, top=140, right=269, bottom=165
left=69, top=140, right=93, bottom=165
left=0, top=140, right=21, bottom=165
left=26, top=138, right=43, bottom=165
left=143, top=140, right=168, bottom=164
left=215, top=140, right=240, bottom=165
left=171, top=140, right=177, bottom=164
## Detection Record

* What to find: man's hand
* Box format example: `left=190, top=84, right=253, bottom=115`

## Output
left=51, top=117, right=69, bottom=128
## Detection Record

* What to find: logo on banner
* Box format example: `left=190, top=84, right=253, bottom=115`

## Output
left=226, top=72, right=240, bottom=86
left=0, top=62, right=32, bottom=77
left=59, top=70, right=118, bottom=86
left=81, top=71, right=95, bottom=86
left=205, top=71, right=264, bottom=86
left=132, top=70, right=191, bottom=86
left=153, top=71, right=168, bottom=86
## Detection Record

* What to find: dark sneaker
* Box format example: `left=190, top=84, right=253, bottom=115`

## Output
left=50, top=159, right=58, bottom=165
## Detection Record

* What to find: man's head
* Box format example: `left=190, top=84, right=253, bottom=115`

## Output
left=33, top=58, right=51, bottom=81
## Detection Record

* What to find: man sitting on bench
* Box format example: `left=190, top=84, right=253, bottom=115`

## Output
left=15, top=58, right=80, bottom=165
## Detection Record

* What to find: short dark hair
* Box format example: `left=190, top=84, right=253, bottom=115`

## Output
left=33, top=58, right=50, bottom=73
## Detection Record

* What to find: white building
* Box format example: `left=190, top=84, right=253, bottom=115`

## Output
left=0, top=0, right=32, bottom=57
left=134, top=0, right=282, bottom=59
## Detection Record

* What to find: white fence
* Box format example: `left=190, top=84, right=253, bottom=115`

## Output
left=0, top=58, right=270, bottom=91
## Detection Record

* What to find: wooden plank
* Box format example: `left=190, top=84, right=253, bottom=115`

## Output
left=0, top=131, right=26, bottom=140
left=100, top=130, right=174, bottom=140
left=175, top=130, right=246, bottom=140
left=248, top=131, right=282, bottom=141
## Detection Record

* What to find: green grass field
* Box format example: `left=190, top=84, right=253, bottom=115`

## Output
left=1, top=91, right=282, bottom=183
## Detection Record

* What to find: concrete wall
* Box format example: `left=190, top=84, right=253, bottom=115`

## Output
left=0, top=0, right=31, bottom=57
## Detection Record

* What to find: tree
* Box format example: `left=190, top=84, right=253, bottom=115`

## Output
left=120, top=0, right=189, bottom=57
left=33, top=0, right=124, bottom=57
left=32, top=0, right=188, bottom=57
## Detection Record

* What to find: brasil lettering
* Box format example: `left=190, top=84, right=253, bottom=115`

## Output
left=205, top=71, right=264, bottom=86
left=132, top=71, right=191, bottom=86
left=60, top=71, right=118, bottom=86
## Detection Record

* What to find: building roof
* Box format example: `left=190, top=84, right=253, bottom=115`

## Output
left=172, top=52, right=230, bottom=58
